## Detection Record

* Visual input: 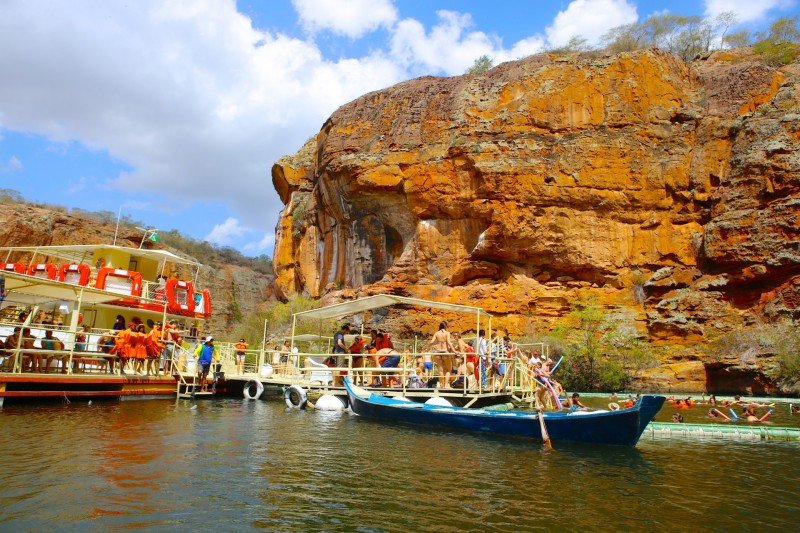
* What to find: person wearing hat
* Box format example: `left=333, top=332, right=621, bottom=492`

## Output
left=194, top=336, right=217, bottom=391
left=234, top=338, right=248, bottom=375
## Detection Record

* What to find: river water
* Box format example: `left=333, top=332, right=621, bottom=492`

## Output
left=1, top=399, right=797, bottom=531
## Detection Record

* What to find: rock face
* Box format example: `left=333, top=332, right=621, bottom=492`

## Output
left=272, top=49, right=800, bottom=391
left=0, top=202, right=271, bottom=336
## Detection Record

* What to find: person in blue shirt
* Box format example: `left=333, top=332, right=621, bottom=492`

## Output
left=194, top=336, right=217, bottom=391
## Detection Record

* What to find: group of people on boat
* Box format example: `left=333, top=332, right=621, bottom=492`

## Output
left=0, top=313, right=192, bottom=376
left=306, top=321, right=564, bottom=396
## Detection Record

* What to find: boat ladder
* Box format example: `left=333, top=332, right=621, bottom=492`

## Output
left=174, top=345, right=215, bottom=399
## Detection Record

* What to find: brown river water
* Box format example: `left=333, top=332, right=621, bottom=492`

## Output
left=1, top=398, right=798, bottom=531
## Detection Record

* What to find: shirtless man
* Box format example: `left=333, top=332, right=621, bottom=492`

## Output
left=428, top=321, right=455, bottom=387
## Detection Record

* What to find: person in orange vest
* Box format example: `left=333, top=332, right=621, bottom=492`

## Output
left=234, top=338, right=248, bottom=375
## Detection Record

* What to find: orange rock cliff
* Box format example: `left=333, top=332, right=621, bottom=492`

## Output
left=272, top=49, right=800, bottom=392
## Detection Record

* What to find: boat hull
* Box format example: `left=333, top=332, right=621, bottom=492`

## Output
left=344, top=379, right=665, bottom=447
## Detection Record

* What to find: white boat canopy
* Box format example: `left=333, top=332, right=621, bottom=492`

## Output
left=1, top=271, right=128, bottom=306
left=292, top=294, right=492, bottom=320
left=0, top=244, right=201, bottom=267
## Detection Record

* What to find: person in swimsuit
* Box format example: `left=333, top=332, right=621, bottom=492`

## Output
left=428, top=321, right=454, bottom=386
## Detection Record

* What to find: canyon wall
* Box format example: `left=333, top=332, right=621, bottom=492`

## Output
left=272, top=48, right=800, bottom=392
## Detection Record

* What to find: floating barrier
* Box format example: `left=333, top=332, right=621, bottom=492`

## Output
left=645, top=422, right=800, bottom=442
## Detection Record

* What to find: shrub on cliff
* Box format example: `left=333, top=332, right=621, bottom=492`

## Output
left=466, top=55, right=493, bottom=75
left=551, top=299, right=656, bottom=391
left=752, top=17, right=800, bottom=65
left=602, top=11, right=739, bottom=61
left=231, top=294, right=333, bottom=347
left=707, top=321, right=800, bottom=387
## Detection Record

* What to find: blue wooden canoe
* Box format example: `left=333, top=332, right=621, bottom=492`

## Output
left=344, top=378, right=665, bottom=447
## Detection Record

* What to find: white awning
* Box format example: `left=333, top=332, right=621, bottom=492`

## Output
left=0, top=244, right=200, bottom=266
left=292, top=294, right=491, bottom=320
left=1, top=272, right=128, bottom=306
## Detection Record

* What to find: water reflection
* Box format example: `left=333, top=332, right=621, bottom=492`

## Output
left=0, top=400, right=797, bottom=531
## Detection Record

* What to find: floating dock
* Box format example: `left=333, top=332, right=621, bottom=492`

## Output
left=0, top=372, right=179, bottom=405
left=645, top=422, right=800, bottom=442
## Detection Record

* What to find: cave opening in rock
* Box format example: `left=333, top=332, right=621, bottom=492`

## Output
left=384, top=225, right=403, bottom=264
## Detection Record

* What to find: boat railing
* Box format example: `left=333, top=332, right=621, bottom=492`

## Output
left=245, top=351, right=518, bottom=398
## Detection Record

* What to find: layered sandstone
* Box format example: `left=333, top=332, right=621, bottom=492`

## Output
left=272, top=49, right=800, bottom=392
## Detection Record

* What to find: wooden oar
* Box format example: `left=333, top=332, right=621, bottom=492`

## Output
left=535, top=396, right=553, bottom=450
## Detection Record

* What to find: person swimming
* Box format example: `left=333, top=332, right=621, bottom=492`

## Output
left=708, top=408, right=731, bottom=421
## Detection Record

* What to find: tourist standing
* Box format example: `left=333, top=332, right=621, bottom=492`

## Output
left=234, top=338, right=248, bottom=375
left=332, top=324, right=350, bottom=386
left=194, top=336, right=217, bottom=391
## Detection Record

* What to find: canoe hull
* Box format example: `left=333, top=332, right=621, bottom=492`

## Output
left=344, top=379, right=665, bottom=447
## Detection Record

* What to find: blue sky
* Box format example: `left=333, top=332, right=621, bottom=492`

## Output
left=0, top=0, right=796, bottom=256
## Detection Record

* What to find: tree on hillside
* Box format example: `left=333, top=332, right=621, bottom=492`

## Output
left=466, top=55, right=493, bottom=75
left=548, top=35, right=591, bottom=54
left=753, top=17, right=800, bottom=65
left=602, top=11, right=741, bottom=61
left=551, top=298, right=656, bottom=391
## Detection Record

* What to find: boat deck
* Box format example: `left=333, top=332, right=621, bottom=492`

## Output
left=224, top=373, right=513, bottom=407
left=0, top=371, right=179, bottom=405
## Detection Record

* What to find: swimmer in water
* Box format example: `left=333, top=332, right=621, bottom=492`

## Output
left=744, top=404, right=773, bottom=423
left=708, top=408, right=731, bottom=421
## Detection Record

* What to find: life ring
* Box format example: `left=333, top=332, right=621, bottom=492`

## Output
left=96, top=268, right=143, bottom=296
left=165, top=279, right=196, bottom=315
left=27, top=263, right=57, bottom=279
left=243, top=379, right=264, bottom=400
left=284, top=385, right=308, bottom=409
left=2, top=262, right=26, bottom=273
left=58, top=263, right=90, bottom=286
left=608, top=402, right=620, bottom=411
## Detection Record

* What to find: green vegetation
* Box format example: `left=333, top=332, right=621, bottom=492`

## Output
left=537, top=12, right=800, bottom=66
left=707, top=321, right=800, bottom=385
left=291, top=194, right=309, bottom=238
left=601, top=12, right=738, bottom=61
left=550, top=298, right=657, bottom=391
left=231, top=294, right=334, bottom=347
left=548, top=36, right=591, bottom=55
left=466, top=55, right=493, bottom=75
left=752, top=17, right=800, bottom=65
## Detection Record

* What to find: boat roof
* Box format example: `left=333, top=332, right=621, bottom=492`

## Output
left=0, top=244, right=201, bottom=267
left=292, top=293, right=491, bottom=320
left=1, top=271, right=130, bottom=306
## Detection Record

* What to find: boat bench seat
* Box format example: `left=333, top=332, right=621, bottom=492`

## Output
left=71, top=354, right=118, bottom=372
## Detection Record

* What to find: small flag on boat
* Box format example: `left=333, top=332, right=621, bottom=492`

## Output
left=149, top=231, right=160, bottom=243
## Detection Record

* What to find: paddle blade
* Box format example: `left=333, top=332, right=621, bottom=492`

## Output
left=538, top=412, right=553, bottom=450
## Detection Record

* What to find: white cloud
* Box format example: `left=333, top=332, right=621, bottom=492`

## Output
left=0, top=155, right=22, bottom=173
left=704, top=0, right=795, bottom=23
left=66, top=176, right=87, bottom=194
left=391, top=10, right=544, bottom=76
left=0, top=0, right=405, bottom=234
left=122, top=200, right=153, bottom=211
left=292, top=0, right=398, bottom=38
left=0, top=1, right=558, bottom=255
left=243, top=232, right=276, bottom=253
left=546, top=0, right=638, bottom=47
left=206, top=217, right=248, bottom=245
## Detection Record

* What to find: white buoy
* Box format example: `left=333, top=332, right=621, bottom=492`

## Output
left=190, top=405, right=198, bottom=410
left=425, top=397, right=452, bottom=407
left=87, top=400, right=92, bottom=406
left=260, top=364, right=274, bottom=377
left=315, top=394, right=345, bottom=411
